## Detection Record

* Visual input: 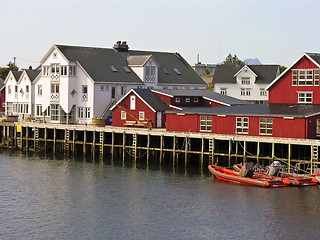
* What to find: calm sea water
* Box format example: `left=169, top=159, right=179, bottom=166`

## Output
left=0, top=150, right=320, bottom=240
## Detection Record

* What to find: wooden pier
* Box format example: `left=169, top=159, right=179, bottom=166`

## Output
left=0, top=122, right=319, bottom=174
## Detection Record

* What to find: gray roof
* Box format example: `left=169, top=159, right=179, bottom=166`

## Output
left=25, top=70, right=41, bottom=82
left=307, top=53, right=320, bottom=65
left=213, top=64, right=279, bottom=84
left=167, top=103, right=320, bottom=118
left=124, top=51, right=206, bottom=85
left=134, top=89, right=170, bottom=112
left=56, top=45, right=143, bottom=84
left=153, top=89, right=250, bottom=106
left=12, top=71, right=23, bottom=81
left=56, top=45, right=206, bottom=86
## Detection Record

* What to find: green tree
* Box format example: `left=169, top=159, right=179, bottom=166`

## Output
left=0, top=61, right=18, bottom=79
left=279, top=65, right=286, bottom=73
left=223, top=54, right=244, bottom=66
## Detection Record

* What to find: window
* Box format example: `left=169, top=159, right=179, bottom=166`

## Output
left=200, top=115, right=212, bottom=132
left=85, top=107, right=91, bottom=119
left=194, top=97, right=199, bottom=103
left=51, top=83, right=59, bottom=93
left=220, top=88, right=227, bottom=95
left=112, top=87, right=116, bottom=99
left=240, top=88, right=251, bottom=96
left=260, top=118, right=273, bottom=135
left=37, top=85, right=43, bottom=95
left=8, top=86, right=11, bottom=95
left=173, top=68, right=181, bottom=75
left=317, top=119, right=320, bottom=135
left=130, top=95, right=136, bottom=110
left=121, top=86, right=126, bottom=95
left=161, top=68, right=169, bottom=74
left=82, top=85, right=88, bottom=101
left=241, top=77, right=250, bottom=85
left=15, top=86, right=18, bottom=93
left=61, top=66, right=68, bottom=76
left=139, top=111, right=145, bottom=121
left=298, top=92, right=313, bottom=103
left=145, top=66, right=156, bottom=82
left=26, top=85, right=29, bottom=93
left=50, top=104, right=59, bottom=121
left=44, top=106, right=50, bottom=116
left=260, top=88, right=267, bottom=96
left=293, top=69, right=319, bottom=86
left=78, top=107, right=84, bottom=119
left=122, top=66, right=131, bottom=73
left=292, top=70, right=298, bottom=85
left=121, top=111, right=126, bottom=120
left=315, top=70, right=320, bottom=86
left=51, top=64, right=60, bottom=75
left=108, top=65, right=117, bottom=72
left=100, top=85, right=104, bottom=91
left=175, top=97, right=180, bottom=103
left=186, top=98, right=190, bottom=103
left=69, top=66, right=76, bottom=76
left=43, top=66, right=50, bottom=76
left=36, top=105, right=42, bottom=116
left=236, top=117, right=249, bottom=134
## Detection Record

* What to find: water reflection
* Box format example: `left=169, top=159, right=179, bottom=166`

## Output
left=0, top=149, right=320, bottom=240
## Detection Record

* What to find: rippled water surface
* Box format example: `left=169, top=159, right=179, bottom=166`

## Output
left=0, top=150, right=320, bottom=240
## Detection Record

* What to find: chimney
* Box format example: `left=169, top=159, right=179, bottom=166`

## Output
left=113, top=41, right=129, bottom=52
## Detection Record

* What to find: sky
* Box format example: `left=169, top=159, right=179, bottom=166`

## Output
left=1, top=0, right=319, bottom=69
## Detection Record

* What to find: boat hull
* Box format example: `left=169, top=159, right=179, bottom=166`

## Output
left=208, top=165, right=288, bottom=187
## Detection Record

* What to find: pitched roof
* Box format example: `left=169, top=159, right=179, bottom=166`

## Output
left=55, top=44, right=206, bottom=86
left=124, top=51, right=206, bottom=85
left=152, top=89, right=250, bottom=106
left=133, top=89, right=171, bottom=112
left=25, top=69, right=41, bottom=82
left=213, top=64, right=279, bottom=84
left=56, top=45, right=143, bottom=84
left=266, top=52, right=320, bottom=90
left=307, top=53, right=320, bottom=65
left=0, top=78, right=4, bottom=89
left=167, top=103, right=320, bottom=118
left=12, top=71, right=23, bottom=81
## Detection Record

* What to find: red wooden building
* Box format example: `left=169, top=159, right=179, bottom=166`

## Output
left=111, top=89, right=170, bottom=128
left=166, top=104, right=320, bottom=139
left=267, top=53, right=320, bottom=104
left=165, top=53, right=320, bottom=139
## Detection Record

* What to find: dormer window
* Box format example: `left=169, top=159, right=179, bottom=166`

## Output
left=145, top=66, right=156, bottom=82
left=241, top=77, right=250, bottom=85
left=108, top=65, right=117, bottom=72
left=173, top=68, right=181, bottom=75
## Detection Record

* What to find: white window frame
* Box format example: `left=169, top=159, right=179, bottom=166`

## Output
left=186, top=98, right=190, bottom=103
left=298, top=92, right=313, bottom=103
left=37, top=85, right=42, bottom=96
left=121, top=111, right=126, bottom=120
left=260, top=88, right=267, bottom=96
left=241, top=77, right=250, bottom=85
left=220, top=88, right=227, bottom=95
left=175, top=97, right=180, bottom=103
left=36, top=105, right=42, bottom=117
left=139, top=111, right=145, bottom=121
left=200, top=115, right=212, bottom=132
left=145, top=66, right=156, bottom=82
left=259, top=118, right=273, bottom=135
left=240, top=88, right=251, bottom=96
left=236, top=117, right=249, bottom=134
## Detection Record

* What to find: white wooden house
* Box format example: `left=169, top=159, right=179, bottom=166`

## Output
left=213, top=65, right=280, bottom=103
left=5, top=69, right=41, bottom=118
left=5, top=41, right=207, bottom=124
